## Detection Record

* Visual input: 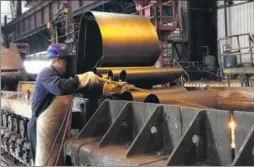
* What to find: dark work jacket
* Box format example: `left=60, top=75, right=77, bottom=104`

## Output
left=31, top=66, right=103, bottom=119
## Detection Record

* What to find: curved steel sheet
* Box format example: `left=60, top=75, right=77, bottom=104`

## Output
left=77, top=11, right=161, bottom=73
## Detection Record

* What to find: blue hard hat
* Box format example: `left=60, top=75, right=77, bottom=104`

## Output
left=47, top=43, right=70, bottom=59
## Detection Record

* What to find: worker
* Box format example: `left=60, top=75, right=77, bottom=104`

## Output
left=28, top=43, right=128, bottom=163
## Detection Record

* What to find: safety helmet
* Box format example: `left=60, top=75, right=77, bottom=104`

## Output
left=47, top=43, right=70, bottom=59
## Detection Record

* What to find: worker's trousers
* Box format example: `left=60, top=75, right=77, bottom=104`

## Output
left=27, top=118, right=37, bottom=162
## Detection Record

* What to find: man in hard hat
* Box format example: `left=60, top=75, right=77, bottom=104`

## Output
left=28, top=43, right=128, bottom=163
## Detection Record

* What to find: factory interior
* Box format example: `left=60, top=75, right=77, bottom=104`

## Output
left=1, top=0, right=254, bottom=166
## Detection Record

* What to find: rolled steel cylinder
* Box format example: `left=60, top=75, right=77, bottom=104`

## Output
left=107, top=67, right=156, bottom=81
left=121, top=86, right=187, bottom=102
left=144, top=90, right=219, bottom=109
left=93, top=67, right=154, bottom=75
left=108, top=69, right=123, bottom=81
left=119, top=68, right=184, bottom=86
left=77, top=11, right=161, bottom=73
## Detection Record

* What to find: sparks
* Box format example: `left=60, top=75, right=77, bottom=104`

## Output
left=229, top=116, right=236, bottom=149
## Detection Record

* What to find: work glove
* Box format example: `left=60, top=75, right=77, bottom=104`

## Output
left=102, top=82, right=135, bottom=96
left=76, top=71, right=100, bottom=88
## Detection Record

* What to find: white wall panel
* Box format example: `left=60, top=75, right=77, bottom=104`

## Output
left=217, top=2, right=254, bottom=64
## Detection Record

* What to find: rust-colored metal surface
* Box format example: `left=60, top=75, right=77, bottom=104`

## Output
left=121, top=86, right=187, bottom=102
left=1, top=47, right=22, bottom=71
left=1, top=45, right=27, bottom=86
left=64, top=137, right=96, bottom=165
left=119, top=68, right=184, bottom=86
left=35, top=95, right=73, bottom=166
left=145, top=88, right=254, bottom=111
left=77, top=11, right=161, bottom=72
left=144, top=90, right=218, bottom=109
left=65, top=139, right=168, bottom=166
left=208, top=87, right=254, bottom=112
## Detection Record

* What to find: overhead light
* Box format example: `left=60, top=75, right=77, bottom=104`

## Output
left=24, top=60, right=50, bottom=74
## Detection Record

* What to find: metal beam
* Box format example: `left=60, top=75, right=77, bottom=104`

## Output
left=52, top=1, right=112, bottom=25
left=5, top=0, right=112, bottom=43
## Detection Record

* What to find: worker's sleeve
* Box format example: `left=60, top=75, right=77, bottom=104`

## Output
left=39, top=69, right=80, bottom=96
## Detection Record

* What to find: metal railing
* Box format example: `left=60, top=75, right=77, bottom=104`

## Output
left=218, top=33, right=254, bottom=73
left=172, top=58, right=189, bottom=83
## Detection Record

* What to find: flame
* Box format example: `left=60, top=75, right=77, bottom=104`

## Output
left=228, top=116, right=236, bottom=149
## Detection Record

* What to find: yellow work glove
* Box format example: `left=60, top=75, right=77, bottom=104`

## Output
left=102, top=82, right=135, bottom=96
left=76, top=71, right=100, bottom=88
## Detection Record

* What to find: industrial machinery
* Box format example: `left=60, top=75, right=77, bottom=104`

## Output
left=1, top=43, right=29, bottom=91
left=218, top=33, right=254, bottom=87
left=1, top=4, right=254, bottom=167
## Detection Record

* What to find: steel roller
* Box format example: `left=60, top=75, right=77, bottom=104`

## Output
left=92, top=67, right=154, bottom=75
left=107, top=69, right=122, bottom=81
left=119, top=68, right=184, bottom=86
left=77, top=11, right=161, bottom=73
left=144, top=90, right=218, bottom=109
left=120, top=86, right=187, bottom=102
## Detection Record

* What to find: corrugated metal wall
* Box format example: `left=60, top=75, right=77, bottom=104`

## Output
left=217, top=2, right=254, bottom=64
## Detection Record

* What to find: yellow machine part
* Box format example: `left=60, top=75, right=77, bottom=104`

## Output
left=17, top=81, right=35, bottom=94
